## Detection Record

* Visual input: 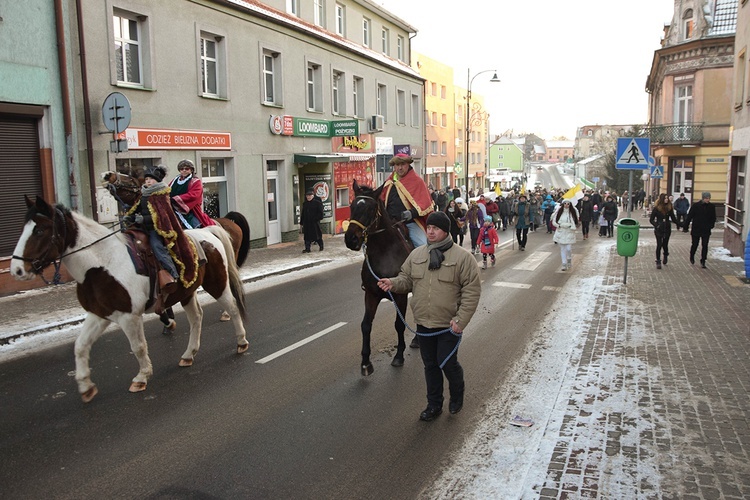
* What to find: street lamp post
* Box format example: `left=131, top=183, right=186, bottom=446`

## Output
left=465, top=69, right=500, bottom=197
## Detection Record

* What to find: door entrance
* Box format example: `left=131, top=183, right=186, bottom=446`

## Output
left=669, top=157, right=693, bottom=200
left=266, top=160, right=281, bottom=245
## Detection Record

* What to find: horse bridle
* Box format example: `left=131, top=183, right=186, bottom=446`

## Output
left=105, top=171, right=141, bottom=209
left=348, top=195, right=387, bottom=243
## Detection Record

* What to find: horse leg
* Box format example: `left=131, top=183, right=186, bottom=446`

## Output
left=391, top=294, right=408, bottom=367
left=178, top=295, right=203, bottom=367
left=160, top=308, right=176, bottom=335
left=215, top=287, right=249, bottom=354
left=119, top=315, right=153, bottom=393
left=74, top=314, right=109, bottom=402
left=360, top=294, right=379, bottom=376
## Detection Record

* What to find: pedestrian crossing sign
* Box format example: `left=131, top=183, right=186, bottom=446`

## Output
left=616, top=137, right=650, bottom=169
left=650, top=165, right=663, bottom=178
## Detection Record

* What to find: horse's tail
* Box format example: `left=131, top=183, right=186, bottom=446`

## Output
left=207, top=225, right=247, bottom=319
left=221, top=211, right=250, bottom=267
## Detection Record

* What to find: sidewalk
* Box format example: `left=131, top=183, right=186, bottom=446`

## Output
left=426, top=225, right=750, bottom=498
left=0, top=233, right=360, bottom=344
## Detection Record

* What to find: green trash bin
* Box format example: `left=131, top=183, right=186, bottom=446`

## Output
left=616, top=218, right=640, bottom=257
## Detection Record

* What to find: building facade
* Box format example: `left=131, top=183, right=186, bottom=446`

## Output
left=725, top=0, right=750, bottom=256
left=488, top=136, right=524, bottom=190
left=645, top=0, right=737, bottom=211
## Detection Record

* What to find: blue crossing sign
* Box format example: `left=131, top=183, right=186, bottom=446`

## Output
left=650, top=165, right=663, bottom=179
left=616, top=137, right=651, bottom=170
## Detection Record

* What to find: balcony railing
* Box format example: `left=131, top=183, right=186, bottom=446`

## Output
left=640, top=123, right=703, bottom=145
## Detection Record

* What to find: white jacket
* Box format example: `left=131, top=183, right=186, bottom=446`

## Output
left=552, top=207, right=578, bottom=245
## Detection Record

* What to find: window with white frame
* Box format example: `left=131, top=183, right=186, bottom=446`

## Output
left=314, top=0, right=325, bottom=27
left=362, top=18, right=371, bottom=47
left=431, top=111, right=437, bottom=126
left=287, top=0, right=299, bottom=16
left=397, top=35, right=404, bottom=61
left=735, top=49, right=746, bottom=108
left=335, top=3, right=345, bottom=36
left=377, top=83, right=387, bottom=120
left=198, top=29, right=227, bottom=98
left=307, top=61, right=323, bottom=112
left=396, top=89, right=406, bottom=125
left=353, top=76, right=364, bottom=118
left=411, top=93, right=419, bottom=127
left=682, top=9, right=694, bottom=40
left=381, top=28, right=390, bottom=55
left=112, top=9, right=149, bottom=86
left=262, top=48, right=282, bottom=105
left=201, top=158, right=229, bottom=219
left=332, top=70, right=345, bottom=115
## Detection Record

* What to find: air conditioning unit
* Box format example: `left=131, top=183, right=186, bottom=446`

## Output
left=369, top=114, right=384, bottom=132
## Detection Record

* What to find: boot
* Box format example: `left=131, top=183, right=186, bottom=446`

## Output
left=656, top=260, right=662, bottom=270
left=482, top=259, right=487, bottom=270
left=663, top=253, right=668, bottom=265
left=318, top=240, right=324, bottom=251
left=158, top=269, right=178, bottom=294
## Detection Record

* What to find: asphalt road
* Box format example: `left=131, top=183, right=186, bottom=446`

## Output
left=0, top=234, right=577, bottom=499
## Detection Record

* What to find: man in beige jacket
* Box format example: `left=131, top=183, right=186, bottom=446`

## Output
left=378, top=211, right=481, bottom=421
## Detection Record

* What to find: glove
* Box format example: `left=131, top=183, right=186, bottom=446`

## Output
left=123, top=215, right=134, bottom=225
left=135, top=213, right=144, bottom=225
left=401, top=210, right=413, bottom=222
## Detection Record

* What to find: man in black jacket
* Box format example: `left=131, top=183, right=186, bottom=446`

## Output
left=683, top=191, right=716, bottom=268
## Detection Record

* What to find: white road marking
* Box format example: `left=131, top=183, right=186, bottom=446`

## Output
left=492, top=282, right=532, bottom=289
left=256, top=321, right=348, bottom=364
left=543, top=286, right=563, bottom=291
left=513, top=251, right=551, bottom=271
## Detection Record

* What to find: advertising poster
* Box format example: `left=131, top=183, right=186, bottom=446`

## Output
left=304, top=174, right=332, bottom=218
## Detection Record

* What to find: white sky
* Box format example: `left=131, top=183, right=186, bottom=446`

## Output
left=377, top=0, right=677, bottom=140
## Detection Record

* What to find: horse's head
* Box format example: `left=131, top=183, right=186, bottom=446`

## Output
left=345, top=179, right=384, bottom=251
left=10, top=196, right=75, bottom=280
left=101, top=170, right=142, bottom=208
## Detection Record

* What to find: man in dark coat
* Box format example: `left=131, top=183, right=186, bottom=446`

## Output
left=683, top=191, right=716, bottom=268
left=300, top=190, right=324, bottom=253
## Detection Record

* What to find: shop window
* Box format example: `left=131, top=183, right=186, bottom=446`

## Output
left=201, top=158, right=228, bottom=219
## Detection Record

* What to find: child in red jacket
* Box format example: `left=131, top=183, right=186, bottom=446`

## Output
left=477, top=216, right=499, bottom=269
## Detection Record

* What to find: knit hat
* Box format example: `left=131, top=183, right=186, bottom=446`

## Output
left=484, top=215, right=493, bottom=223
left=144, top=165, right=167, bottom=183
left=426, top=211, right=451, bottom=234
left=702, top=191, right=711, bottom=199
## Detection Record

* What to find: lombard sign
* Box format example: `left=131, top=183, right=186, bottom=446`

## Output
left=270, top=116, right=360, bottom=137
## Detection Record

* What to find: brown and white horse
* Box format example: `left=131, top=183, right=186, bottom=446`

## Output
left=10, top=196, right=249, bottom=402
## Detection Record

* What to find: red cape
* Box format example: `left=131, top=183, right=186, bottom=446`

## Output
left=380, top=168, right=434, bottom=229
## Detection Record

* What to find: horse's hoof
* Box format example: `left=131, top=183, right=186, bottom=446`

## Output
left=391, top=358, right=404, bottom=367
left=237, top=343, right=249, bottom=354
left=81, top=385, right=98, bottom=403
left=409, top=337, right=419, bottom=349
left=179, top=358, right=194, bottom=367
left=361, top=363, right=374, bottom=376
left=220, top=311, right=231, bottom=322
left=129, top=381, right=147, bottom=393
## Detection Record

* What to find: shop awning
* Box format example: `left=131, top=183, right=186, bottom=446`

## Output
left=294, top=153, right=350, bottom=164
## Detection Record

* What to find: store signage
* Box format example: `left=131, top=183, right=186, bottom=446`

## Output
left=125, top=127, right=231, bottom=150
left=270, top=116, right=360, bottom=138
left=706, top=158, right=725, bottom=163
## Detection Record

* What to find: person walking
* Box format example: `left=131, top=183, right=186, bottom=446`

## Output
left=300, top=189, right=324, bottom=253
left=477, top=215, right=499, bottom=269
left=380, top=154, right=434, bottom=248
left=466, top=200, right=482, bottom=254
left=674, top=193, right=690, bottom=228
left=541, top=194, right=556, bottom=233
left=552, top=200, right=579, bottom=271
left=602, top=195, right=619, bottom=238
left=683, top=192, right=717, bottom=268
left=578, top=192, right=594, bottom=240
left=649, top=193, right=678, bottom=269
left=513, top=194, right=532, bottom=251
left=376, top=211, right=481, bottom=422
left=445, top=199, right=466, bottom=246
left=497, top=195, right=510, bottom=231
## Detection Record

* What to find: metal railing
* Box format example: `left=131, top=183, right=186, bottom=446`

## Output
left=725, top=202, right=745, bottom=233
left=640, top=123, right=703, bottom=144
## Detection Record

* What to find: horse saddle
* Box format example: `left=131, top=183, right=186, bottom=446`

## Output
left=123, top=229, right=157, bottom=278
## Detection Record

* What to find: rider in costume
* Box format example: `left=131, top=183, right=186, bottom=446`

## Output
left=380, top=153, right=434, bottom=248
left=168, top=159, right=216, bottom=229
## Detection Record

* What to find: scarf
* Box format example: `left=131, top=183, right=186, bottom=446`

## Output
left=427, top=235, right=454, bottom=270
left=141, top=181, right=167, bottom=196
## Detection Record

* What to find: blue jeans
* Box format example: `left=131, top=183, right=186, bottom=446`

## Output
left=149, top=231, right=178, bottom=279
left=407, top=221, right=427, bottom=247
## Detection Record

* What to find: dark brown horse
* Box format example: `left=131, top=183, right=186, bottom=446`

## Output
left=344, top=180, right=415, bottom=376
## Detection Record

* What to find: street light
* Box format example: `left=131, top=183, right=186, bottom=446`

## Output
left=465, top=69, right=500, bottom=196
